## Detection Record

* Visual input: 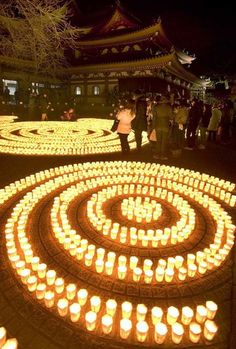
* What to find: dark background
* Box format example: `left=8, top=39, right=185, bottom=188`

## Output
left=73, top=0, right=236, bottom=77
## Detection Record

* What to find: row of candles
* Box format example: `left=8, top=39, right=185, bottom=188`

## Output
left=0, top=160, right=235, bottom=208
left=0, top=327, right=18, bottom=349
left=0, top=120, right=143, bottom=156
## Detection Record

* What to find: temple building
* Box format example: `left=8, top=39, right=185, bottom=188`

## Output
left=0, top=1, right=206, bottom=106
left=68, top=1, right=206, bottom=105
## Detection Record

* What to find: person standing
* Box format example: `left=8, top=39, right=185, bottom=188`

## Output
left=185, top=98, right=203, bottom=150
left=116, top=99, right=135, bottom=156
left=152, top=94, right=173, bottom=160
left=198, top=102, right=212, bottom=149
left=131, top=90, right=147, bottom=151
left=208, top=103, right=222, bottom=142
left=39, top=93, right=49, bottom=121
left=172, top=99, right=189, bottom=154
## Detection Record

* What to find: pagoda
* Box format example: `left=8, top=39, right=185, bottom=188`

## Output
left=68, top=1, right=205, bottom=105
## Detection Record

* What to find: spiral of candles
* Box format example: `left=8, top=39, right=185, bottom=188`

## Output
left=1, top=160, right=235, bottom=345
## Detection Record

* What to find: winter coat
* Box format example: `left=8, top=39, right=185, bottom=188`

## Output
left=131, top=97, right=147, bottom=131
left=153, top=102, right=173, bottom=130
left=117, top=108, right=135, bottom=134
left=208, top=108, right=222, bottom=131
left=175, top=107, right=189, bottom=125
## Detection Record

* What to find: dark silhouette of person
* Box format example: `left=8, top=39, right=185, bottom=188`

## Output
left=132, top=89, right=147, bottom=151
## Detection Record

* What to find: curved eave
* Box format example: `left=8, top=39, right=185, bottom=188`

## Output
left=77, top=21, right=171, bottom=49
left=167, top=55, right=204, bottom=86
left=67, top=53, right=174, bottom=75
left=176, top=49, right=196, bottom=65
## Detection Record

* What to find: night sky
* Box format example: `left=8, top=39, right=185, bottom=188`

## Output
left=74, top=0, right=236, bottom=77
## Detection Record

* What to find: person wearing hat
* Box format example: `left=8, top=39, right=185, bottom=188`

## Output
left=152, top=94, right=173, bottom=160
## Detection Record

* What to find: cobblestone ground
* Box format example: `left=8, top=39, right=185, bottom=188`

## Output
left=0, top=141, right=235, bottom=349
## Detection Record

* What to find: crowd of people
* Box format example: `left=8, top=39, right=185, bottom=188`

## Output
left=114, top=89, right=235, bottom=159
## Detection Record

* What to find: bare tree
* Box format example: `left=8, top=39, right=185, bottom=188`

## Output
left=0, top=0, right=80, bottom=75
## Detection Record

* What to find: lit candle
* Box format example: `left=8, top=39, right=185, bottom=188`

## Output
left=204, top=320, right=218, bottom=340
left=154, top=323, right=167, bottom=344
left=165, top=268, right=174, bottom=282
left=27, top=275, right=37, bottom=292
left=102, top=314, right=113, bottom=334
left=1, top=338, right=18, bottom=349
left=181, top=306, right=193, bottom=325
left=118, top=266, right=127, bottom=280
left=171, top=322, right=184, bottom=344
left=69, top=303, right=81, bottom=322
left=55, top=278, right=64, bottom=294
left=189, top=322, right=201, bottom=343
left=90, top=296, right=101, bottom=313
left=196, top=305, right=207, bottom=324
left=95, top=260, right=104, bottom=273
left=77, top=289, right=88, bottom=306
left=167, top=307, right=179, bottom=325
left=85, top=253, right=93, bottom=267
left=206, top=301, right=218, bottom=320
left=38, top=263, right=47, bottom=278
left=130, top=256, right=138, bottom=270
left=36, top=283, right=46, bottom=300
left=106, top=299, right=117, bottom=317
left=137, top=304, right=147, bottom=321
left=198, top=261, right=207, bottom=274
left=20, top=268, right=30, bottom=284
left=66, top=284, right=76, bottom=300
left=105, top=261, right=113, bottom=275
left=122, top=301, right=132, bottom=319
left=151, top=307, right=163, bottom=325
left=188, top=264, right=197, bottom=277
left=144, top=269, right=153, bottom=284
left=57, top=298, right=69, bottom=317
left=85, top=311, right=97, bottom=331
left=46, top=270, right=56, bottom=286
left=0, top=327, right=6, bottom=347
left=155, top=267, right=164, bottom=282
left=133, top=267, right=142, bottom=282
left=44, top=291, right=54, bottom=308
left=120, top=318, right=132, bottom=339
left=178, top=267, right=187, bottom=281
left=136, top=321, right=149, bottom=342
